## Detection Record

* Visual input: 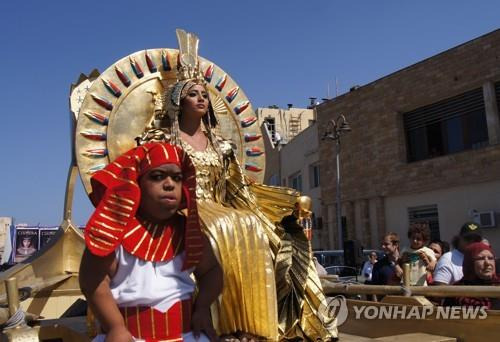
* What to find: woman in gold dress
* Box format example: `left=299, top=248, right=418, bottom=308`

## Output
left=136, top=30, right=337, bottom=341
left=139, top=89, right=337, bottom=341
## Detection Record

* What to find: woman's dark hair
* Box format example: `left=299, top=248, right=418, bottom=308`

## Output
left=201, top=102, right=218, bottom=128
left=407, top=222, right=431, bottom=242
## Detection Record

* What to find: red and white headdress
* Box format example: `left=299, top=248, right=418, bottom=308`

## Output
left=84, top=142, right=202, bottom=270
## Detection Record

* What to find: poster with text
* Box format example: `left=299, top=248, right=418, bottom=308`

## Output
left=39, top=228, right=59, bottom=250
left=14, top=228, right=39, bottom=263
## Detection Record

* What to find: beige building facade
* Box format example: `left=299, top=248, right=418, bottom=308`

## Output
left=258, top=106, right=326, bottom=249
left=317, top=29, right=500, bottom=254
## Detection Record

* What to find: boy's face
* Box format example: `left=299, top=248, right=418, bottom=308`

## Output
left=381, top=237, right=398, bottom=255
left=410, top=232, right=425, bottom=250
left=138, top=163, right=183, bottom=223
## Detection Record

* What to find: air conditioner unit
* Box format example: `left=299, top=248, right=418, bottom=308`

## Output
left=472, top=211, right=496, bottom=228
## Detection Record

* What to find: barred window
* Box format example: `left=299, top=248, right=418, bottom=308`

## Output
left=404, top=88, right=489, bottom=162
left=408, top=205, right=440, bottom=241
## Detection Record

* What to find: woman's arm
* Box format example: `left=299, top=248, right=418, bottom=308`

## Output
left=79, top=248, right=132, bottom=342
left=192, top=235, right=223, bottom=341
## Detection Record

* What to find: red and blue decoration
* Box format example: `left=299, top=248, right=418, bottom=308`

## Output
left=91, top=94, right=113, bottom=111
left=81, top=130, right=107, bottom=141
left=225, top=87, right=239, bottom=103
left=241, top=117, right=257, bottom=128
left=204, top=64, right=214, bottom=82
left=234, top=100, right=250, bottom=115
left=162, top=50, right=172, bottom=71
left=84, top=111, right=109, bottom=125
left=115, top=66, right=131, bottom=87
left=145, top=51, right=157, bottom=73
left=215, top=74, right=227, bottom=91
left=245, top=163, right=263, bottom=172
left=83, top=148, right=108, bottom=158
left=246, top=147, right=264, bottom=157
left=102, top=79, right=122, bottom=98
left=244, top=133, right=262, bottom=142
left=129, top=57, right=144, bottom=78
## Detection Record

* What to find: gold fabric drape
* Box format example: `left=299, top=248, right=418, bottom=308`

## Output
left=183, top=139, right=337, bottom=341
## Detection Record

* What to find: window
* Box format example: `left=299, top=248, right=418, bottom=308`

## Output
left=408, top=205, right=440, bottom=241
left=264, top=117, right=276, bottom=143
left=309, top=164, right=320, bottom=188
left=288, top=172, right=302, bottom=192
left=404, top=88, right=489, bottom=162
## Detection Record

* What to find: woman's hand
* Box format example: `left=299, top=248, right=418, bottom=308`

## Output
left=191, top=306, right=218, bottom=341
left=105, top=325, right=133, bottom=342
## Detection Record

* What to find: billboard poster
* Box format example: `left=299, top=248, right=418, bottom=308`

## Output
left=39, top=228, right=59, bottom=250
left=14, top=228, right=39, bottom=263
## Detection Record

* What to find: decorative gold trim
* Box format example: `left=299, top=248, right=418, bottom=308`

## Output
left=99, top=213, right=127, bottom=226
left=95, top=220, right=124, bottom=232
left=144, top=224, right=159, bottom=259
left=136, top=306, right=141, bottom=339
left=90, top=227, right=119, bottom=240
left=110, top=194, right=135, bottom=205
left=161, top=229, right=177, bottom=260
left=132, top=223, right=151, bottom=254
left=106, top=199, right=133, bottom=210
left=103, top=206, right=131, bottom=217
left=151, top=307, right=156, bottom=340
left=124, top=223, right=142, bottom=238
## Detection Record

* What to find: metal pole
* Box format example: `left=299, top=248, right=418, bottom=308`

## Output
left=336, top=138, right=342, bottom=249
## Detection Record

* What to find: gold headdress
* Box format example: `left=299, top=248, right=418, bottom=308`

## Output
left=75, top=29, right=267, bottom=194
left=138, top=29, right=214, bottom=146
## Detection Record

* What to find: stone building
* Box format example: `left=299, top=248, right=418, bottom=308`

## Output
left=258, top=106, right=326, bottom=248
left=316, top=29, right=500, bottom=254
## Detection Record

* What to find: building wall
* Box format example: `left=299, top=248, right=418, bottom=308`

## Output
left=317, top=29, right=500, bottom=250
left=385, top=180, right=500, bottom=255
left=256, top=107, right=315, bottom=144
left=0, top=217, right=12, bottom=261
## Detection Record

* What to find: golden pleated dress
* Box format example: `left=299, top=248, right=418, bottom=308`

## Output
left=183, top=139, right=337, bottom=341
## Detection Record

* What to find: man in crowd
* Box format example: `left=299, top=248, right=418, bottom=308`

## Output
left=432, top=222, right=483, bottom=285
left=372, top=232, right=401, bottom=285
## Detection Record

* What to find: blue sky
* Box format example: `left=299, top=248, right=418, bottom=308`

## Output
left=1, top=1, right=499, bottom=225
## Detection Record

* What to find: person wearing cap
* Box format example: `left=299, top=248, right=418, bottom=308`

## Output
left=79, top=142, right=223, bottom=342
left=432, top=222, right=483, bottom=285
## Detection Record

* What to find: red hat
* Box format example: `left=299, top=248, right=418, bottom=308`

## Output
left=84, top=142, right=202, bottom=270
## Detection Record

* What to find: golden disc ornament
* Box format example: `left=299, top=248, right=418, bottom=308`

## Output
left=75, top=47, right=265, bottom=195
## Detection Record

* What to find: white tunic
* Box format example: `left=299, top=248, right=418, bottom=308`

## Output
left=110, top=245, right=195, bottom=313
left=93, top=246, right=209, bottom=341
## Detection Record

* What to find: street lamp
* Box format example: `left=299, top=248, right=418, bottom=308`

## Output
left=322, top=114, right=351, bottom=249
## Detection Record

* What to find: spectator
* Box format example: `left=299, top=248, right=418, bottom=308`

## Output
left=361, top=252, right=378, bottom=283
left=427, top=239, right=450, bottom=284
left=444, top=242, right=500, bottom=309
left=372, top=233, right=401, bottom=285
left=433, top=222, right=483, bottom=285
left=400, top=223, right=436, bottom=286
left=429, top=239, right=450, bottom=260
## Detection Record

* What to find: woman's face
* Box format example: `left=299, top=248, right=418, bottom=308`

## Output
left=473, top=249, right=496, bottom=280
left=429, top=242, right=443, bottom=260
left=181, top=84, right=209, bottom=119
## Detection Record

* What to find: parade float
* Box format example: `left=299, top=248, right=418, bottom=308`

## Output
left=0, top=29, right=499, bottom=342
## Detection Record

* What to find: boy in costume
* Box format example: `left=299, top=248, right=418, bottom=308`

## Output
left=79, top=142, right=222, bottom=342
